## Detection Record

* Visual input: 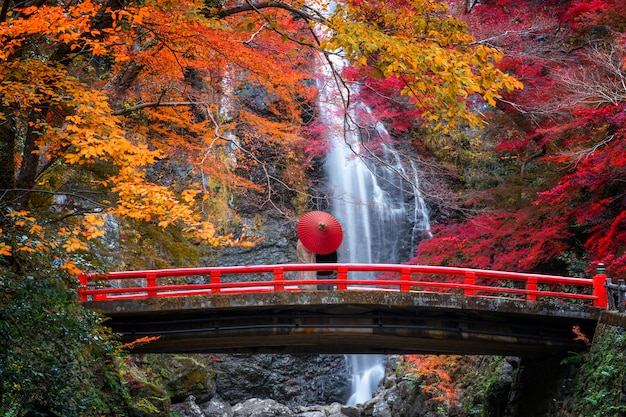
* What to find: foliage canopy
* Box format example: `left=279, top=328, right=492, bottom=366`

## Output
left=0, top=0, right=520, bottom=274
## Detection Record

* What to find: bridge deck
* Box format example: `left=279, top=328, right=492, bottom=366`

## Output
left=86, top=290, right=601, bottom=357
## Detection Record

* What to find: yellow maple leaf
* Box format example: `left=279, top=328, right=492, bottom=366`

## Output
left=60, top=260, right=82, bottom=276
left=15, top=245, right=37, bottom=254
left=0, top=243, right=12, bottom=257
left=63, top=237, right=88, bottom=253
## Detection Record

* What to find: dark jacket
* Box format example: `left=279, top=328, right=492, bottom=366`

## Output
left=316, top=251, right=337, bottom=276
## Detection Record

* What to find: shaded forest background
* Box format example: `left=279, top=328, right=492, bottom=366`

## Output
left=1, top=0, right=625, bottom=414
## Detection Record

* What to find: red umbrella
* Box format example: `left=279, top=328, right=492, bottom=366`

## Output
left=297, top=211, right=343, bottom=255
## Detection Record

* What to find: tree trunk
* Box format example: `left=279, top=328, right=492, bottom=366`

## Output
left=13, top=110, right=45, bottom=209
left=0, top=110, right=16, bottom=207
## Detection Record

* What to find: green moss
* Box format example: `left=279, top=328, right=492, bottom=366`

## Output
left=130, top=397, right=167, bottom=416
left=0, top=272, right=130, bottom=416
left=458, top=356, right=507, bottom=417
left=129, top=354, right=216, bottom=404
left=121, top=220, right=202, bottom=269
left=573, top=326, right=626, bottom=417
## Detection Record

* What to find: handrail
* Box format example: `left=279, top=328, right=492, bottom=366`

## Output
left=77, top=263, right=608, bottom=308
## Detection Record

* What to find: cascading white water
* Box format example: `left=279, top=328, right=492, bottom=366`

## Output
left=315, top=53, right=431, bottom=405
left=346, top=354, right=386, bottom=405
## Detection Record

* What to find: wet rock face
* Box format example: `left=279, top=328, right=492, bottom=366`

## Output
left=208, top=354, right=351, bottom=408
left=208, top=211, right=297, bottom=268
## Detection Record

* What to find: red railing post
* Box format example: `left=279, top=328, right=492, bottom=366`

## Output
left=593, top=263, right=609, bottom=308
left=400, top=268, right=411, bottom=292
left=210, top=270, right=221, bottom=293
left=464, top=271, right=475, bottom=296
left=527, top=277, right=537, bottom=302
left=92, top=273, right=108, bottom=301
left=147, top=272, right=157, bottom=298
left=77, top=273, right=88, bottom=302
left=274, top=267, right=285, bottom=291
left=337, top=266, right=348, bottom=290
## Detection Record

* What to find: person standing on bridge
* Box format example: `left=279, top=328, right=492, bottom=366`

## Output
left=296, top=211, right=343, bottom=290
left=296, top=239, right=317, bottom=290
left=315, top=250, right=338, bottom=290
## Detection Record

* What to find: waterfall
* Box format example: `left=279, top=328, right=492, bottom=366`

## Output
left=315, top=54, right=431, bottom=404
left=346, top=354, right=386, bottom=405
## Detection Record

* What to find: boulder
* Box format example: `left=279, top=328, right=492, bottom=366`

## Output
left=232, top=398, right=294, bottom=417
left=135, top=354, right=217, bottom=404
left=170, top=395, right=205, bottom=417
left=201, top=395, right=234, bottom=417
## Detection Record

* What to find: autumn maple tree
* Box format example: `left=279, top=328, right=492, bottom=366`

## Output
left=411, top=0, right=626, bottom=277
left=403, top=354, right=460, bottom=409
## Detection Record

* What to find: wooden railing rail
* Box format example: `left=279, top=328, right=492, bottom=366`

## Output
left=77, top=263, right=608, bottom=308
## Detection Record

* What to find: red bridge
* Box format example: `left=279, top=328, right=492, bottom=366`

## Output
left=79, top=263, right=610, bottom=357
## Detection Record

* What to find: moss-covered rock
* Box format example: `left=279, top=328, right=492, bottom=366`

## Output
left=118, top=361, right=171, bottom=417
left=572, top=320, right=626, bottom=417
left=128, top=396, right=170, bottom=417
left=135, top=354, right=217, bottom=404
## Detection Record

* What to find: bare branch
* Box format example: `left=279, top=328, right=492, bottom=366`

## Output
left=0, top=188, right=110, bottom=210
left=111, top=101, right=205, bottom=115
left=555, top=40, right=626, bottom=108
left=216, top=1, right=323, bottom=23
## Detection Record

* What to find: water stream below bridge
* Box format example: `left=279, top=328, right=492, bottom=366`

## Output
left=316, top=51, right=432, bottom=405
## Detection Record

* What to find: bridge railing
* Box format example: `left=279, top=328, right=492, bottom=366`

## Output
left=77, top=263, right=608, bottom=308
